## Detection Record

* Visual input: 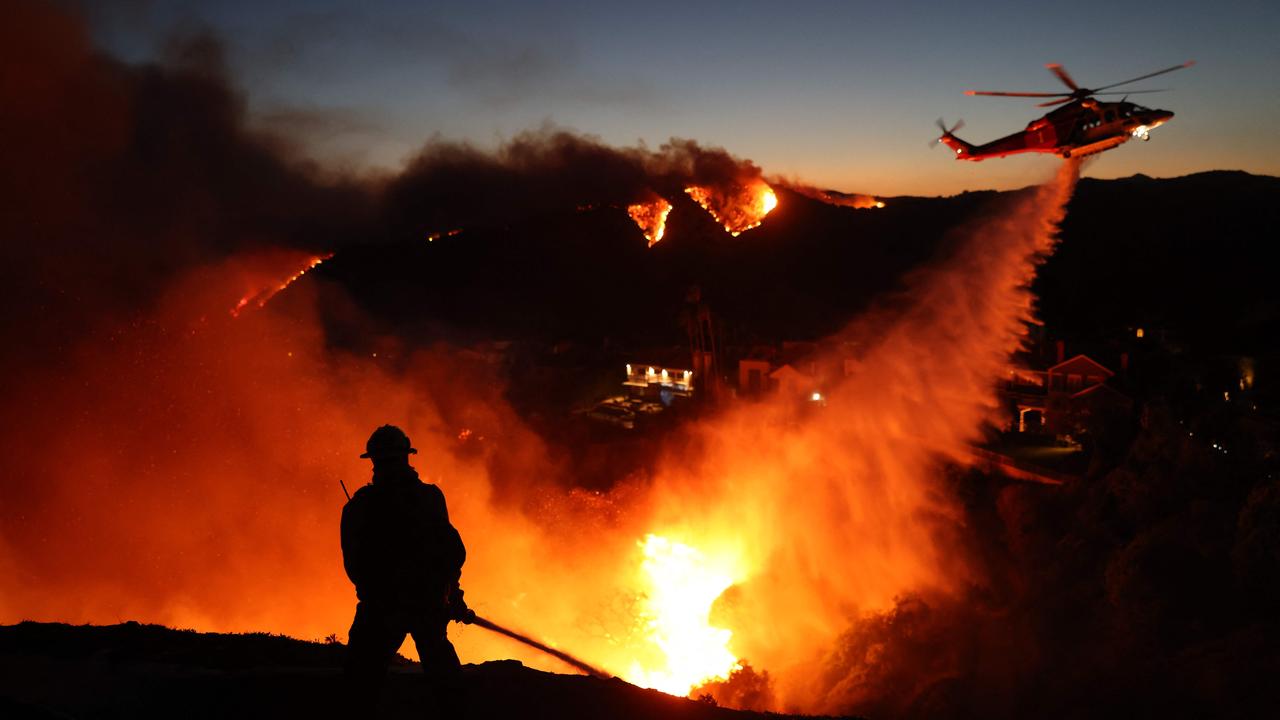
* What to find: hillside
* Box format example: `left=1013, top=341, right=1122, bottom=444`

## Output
left=0, top=622, right=845, bottom=720
left=319, top=171, right=1280, bottom=354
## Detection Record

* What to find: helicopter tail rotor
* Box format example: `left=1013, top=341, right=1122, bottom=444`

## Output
left=930, top=118, right=965, bottom=147
left=932, top=119, right=973, bottom=158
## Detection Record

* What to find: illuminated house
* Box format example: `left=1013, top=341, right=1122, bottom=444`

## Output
left=623, top=363, right=694, bottom=404
left=736, top=351, right=825, bottom=402
left=770, top=363, right=818, bottom=400
left=1001, top=352, right=1129, bottom=435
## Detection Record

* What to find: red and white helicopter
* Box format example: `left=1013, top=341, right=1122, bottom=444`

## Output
left=936, top=61, right=1194, bottom=161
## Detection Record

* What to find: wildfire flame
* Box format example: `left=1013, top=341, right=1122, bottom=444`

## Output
left=780, top=183, right=885, bottom=210
left=230, top=253, right=332, bottom=317
left=626, top=534, right=745, bottom=695
left=818, top=193, right=883, bottom=210
left=627, top=198, right=672, bottom=248
left=427, top=229, right=463, bottom=242
left=685, top=181, right=778, bottom=236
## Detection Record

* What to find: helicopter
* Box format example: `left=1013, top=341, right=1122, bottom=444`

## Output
left=936, top=61, right=1194, bottom=161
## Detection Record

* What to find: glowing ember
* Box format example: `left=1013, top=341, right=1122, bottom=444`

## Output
left=230, top=253, right=332, bottom=317
left=426, top=229, right=463, bottom=242
left=685, top=181, right=778, bottom=236
left=627, top=198, right=673, bottom=247
left=626, top=534, right=744, bottom=696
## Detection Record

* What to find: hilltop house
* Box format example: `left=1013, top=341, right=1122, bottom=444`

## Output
left=735, top=343, right=826, bottom=402
left=1001, top=350, right=1130, bottom=436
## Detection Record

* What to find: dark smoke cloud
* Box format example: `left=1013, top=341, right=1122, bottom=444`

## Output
left=0, top=1, right=575, bottom=653
left=3, top=0, right=765, bottom=370
left=381, top=130, right=768, bottom=238
left=0, top=1, right=371, bottom=384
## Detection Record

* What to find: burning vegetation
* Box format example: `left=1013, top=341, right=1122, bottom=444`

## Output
left=777, top=181, right=885, bottom=210
left=685, top=181, right=779, bottom=236
left=627, top=197, right=672, bottom=247
left=627, top=534, right=746, bottom=694
left=629, top=179, right=778, bottom=247
left=804, top=189, right=883, bottom=209
left=230, top=252, right=333, bottom=317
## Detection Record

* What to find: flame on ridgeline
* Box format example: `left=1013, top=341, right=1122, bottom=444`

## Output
left=230, top=252, right=333, bottom=317
left=780, top=182, right=885, bottom=210
left=685, top=180, right=778, bottom=236
left=627, top=197, right=673, bottom=247
left=815, top=193, right=884, bottom=210
left=426, top=229, right=463, bottom=243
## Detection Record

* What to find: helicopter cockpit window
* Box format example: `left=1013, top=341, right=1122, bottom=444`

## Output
left=1105, top=111, right=1116, bottom=122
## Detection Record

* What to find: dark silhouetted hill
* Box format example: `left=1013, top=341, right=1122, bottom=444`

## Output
left=0, top=621, right=848, bottom=720
left=1039, top=171, right=1280, bottom=352
left=319, top=171, right=1280, bottom=354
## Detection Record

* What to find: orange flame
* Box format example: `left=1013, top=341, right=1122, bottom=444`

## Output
left=685, top=181, right=778, bottom=236
left=427, top=229, right=463, bottom=242
left=625, top=534, right=746, bottom=694
left=627, top=198, right=672, bottom=248
left=230, top=252, right=332, bottom=317
left=781, top=183, right=884, bottom=210
left=817, top=192, right=883, bottom=209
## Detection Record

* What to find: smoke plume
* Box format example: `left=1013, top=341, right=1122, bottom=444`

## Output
left=382, top=132, right=774, bottom=240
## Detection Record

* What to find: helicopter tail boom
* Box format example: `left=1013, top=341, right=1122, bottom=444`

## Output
left=933, top=118, right=974, bottom=159
left=937, top=130, right=974, bottom=159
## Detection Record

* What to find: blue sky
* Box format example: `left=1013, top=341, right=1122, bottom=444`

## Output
left=83, top=0, right=1280, bottom=195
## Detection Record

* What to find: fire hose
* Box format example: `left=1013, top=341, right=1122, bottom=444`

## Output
left=466, top=614, right=610, bottom=679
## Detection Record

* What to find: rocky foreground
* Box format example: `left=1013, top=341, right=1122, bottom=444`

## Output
left=0, top=622, right=844, bottom=719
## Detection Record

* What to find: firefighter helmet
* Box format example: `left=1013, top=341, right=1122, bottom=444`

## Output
left=360, top=424, right=418, bottom=459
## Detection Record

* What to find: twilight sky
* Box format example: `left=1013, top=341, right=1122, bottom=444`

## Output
left=83, top=0, right=1279, bottom=196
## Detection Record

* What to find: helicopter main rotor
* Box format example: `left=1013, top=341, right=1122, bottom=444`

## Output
left=965, top=61, right=1194, bottom=107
